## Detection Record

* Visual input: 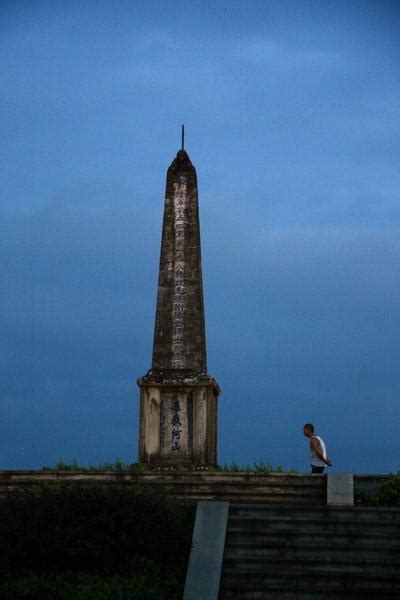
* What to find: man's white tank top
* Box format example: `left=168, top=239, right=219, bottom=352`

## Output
left=310, top=435, right=327, bottom=467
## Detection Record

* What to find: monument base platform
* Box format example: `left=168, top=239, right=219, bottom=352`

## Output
left=137, top=370, right=219, bottom=467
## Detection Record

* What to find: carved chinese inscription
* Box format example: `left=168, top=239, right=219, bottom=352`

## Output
left=160, top=393, right=189, bottom=457
left=170, top=399, right=182, bottom=452
left=171, top=178, right=187, bottom=369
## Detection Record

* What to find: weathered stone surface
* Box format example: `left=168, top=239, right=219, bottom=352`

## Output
left=219, top=504, right=400, bottom=598
left=327, top=472, right=354, bottom=506
left=0, top=471, right=327, bottom=504
left=139, top=368, right=220, bottom=389
left=138, top=381, right=218, bottom=466
left=138, top=146, right=220, bottom=467
left=152, top=149, right=206, bottom=372
left=183, top=501, right=229, bottom=600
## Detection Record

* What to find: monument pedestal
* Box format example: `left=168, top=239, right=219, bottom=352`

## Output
left=138, top=370, right=219, bottom=467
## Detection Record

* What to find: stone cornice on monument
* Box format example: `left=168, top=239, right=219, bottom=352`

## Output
left=138, top=369, right=220, bottom=394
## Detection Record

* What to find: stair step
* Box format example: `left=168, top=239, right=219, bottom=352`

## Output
left=226, top=527, right=400, bottom=541
left=228, top=520, right=400, bottom=537
left=174, top=487, right=324, bottom=506
left=174, top=494, right=323, bottom=504
left=224, top=541, right=400, bottom=558
left=220, top=592, right=399, bottom=599
left=230, top=504, right=400, bottom=521
left=220, top=505, right=400, bottom=597
left=222, top=556, right=400, bottom=574
left=220, top=568, right=400, bottom=587
left=219, top=584, right=400, bottom=598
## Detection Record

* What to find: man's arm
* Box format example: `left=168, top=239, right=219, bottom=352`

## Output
left=311, top=438, right=332, bottom=466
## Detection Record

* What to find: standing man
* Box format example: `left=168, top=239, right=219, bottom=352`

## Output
left=303, top=423, right=332, bottom=474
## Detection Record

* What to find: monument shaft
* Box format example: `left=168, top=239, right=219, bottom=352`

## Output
left=138, top=147, right=219, bottom=467
left=152, top=149, right=206, bottom=372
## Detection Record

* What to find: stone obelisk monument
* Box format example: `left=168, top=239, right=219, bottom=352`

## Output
left=138, top=129, right=220, bottom=467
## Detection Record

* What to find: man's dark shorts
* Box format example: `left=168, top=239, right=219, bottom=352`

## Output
left=311, top=465, right=325, bottom=474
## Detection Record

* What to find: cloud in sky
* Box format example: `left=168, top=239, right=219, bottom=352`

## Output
left=1, top=1, right=400, bottom=472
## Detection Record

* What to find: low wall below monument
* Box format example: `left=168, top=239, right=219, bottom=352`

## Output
left=0, top=471, right=389, bottom=504
left=0, top=470, right=323, bottom=504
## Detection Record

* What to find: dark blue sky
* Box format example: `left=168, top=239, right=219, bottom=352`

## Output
left=1, top=1, right=400, bottom=473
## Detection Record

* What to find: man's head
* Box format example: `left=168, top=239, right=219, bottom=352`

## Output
left=303, top=423, right=314, bottom=438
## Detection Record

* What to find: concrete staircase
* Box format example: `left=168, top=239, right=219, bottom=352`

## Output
left=219, top=504, right=400, bottom=599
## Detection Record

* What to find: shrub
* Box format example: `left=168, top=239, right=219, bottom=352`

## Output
left=355, top=474, right=400, bottom=506
left=371, top=473, right=400, bottom=506
left=354, top=487, right=371, bottom=506
left=0, top=567, right=184, bottom=600
left=0, top=484, right=194, bottom=576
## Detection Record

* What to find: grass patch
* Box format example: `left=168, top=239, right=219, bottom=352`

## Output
left=217, top=461, right=291, bottom=473
left=42, top=458, right=149, bottom=472
left=41, top=458, right=291, bottom=473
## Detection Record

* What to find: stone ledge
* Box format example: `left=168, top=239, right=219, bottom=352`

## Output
left=138, top=368, right=220, bottom=393
left=0, top=471, right=390, bottom=504
left=0, top=471, right=325, bottom=504
left=0, top=470, right=325, bottom=481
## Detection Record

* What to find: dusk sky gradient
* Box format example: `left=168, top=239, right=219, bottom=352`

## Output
left=1, top=1, right=400, bottom=473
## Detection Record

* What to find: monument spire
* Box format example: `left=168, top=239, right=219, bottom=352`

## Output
left=151, top=137, right=207, bottom=374
left=137, top=138, right=220, bottom=467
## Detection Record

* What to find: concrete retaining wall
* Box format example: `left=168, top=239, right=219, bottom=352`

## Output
left=0, top=471, right=390, bottom=504
left=0, top=470, right=324, bottom=503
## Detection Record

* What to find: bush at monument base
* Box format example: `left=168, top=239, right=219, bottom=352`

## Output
left=0, top=484, right=194, bottom=600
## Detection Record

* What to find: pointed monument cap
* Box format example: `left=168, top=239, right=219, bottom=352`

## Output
left=170, top=124, right=193, bottom=171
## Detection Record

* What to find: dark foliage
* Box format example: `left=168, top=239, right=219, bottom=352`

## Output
left=355, top=474, right=400, bottom=506
left=370, top=473, right=400, bottom=506
left=0, top=484, right=194, bottom=577
left=0, top=568, right=184, bottom=600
